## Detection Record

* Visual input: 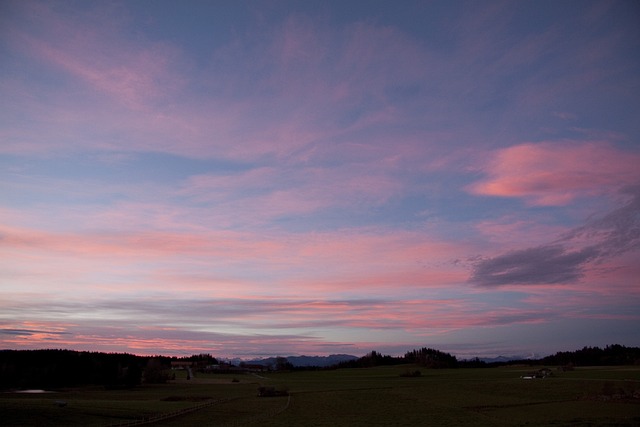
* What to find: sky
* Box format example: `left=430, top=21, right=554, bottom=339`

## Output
left=1, top=0, right=639, bottom=359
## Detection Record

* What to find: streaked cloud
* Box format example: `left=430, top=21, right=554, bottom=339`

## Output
left=471, top=188, right=640, bottom=287
left=471, top=245, right=598, bottom=286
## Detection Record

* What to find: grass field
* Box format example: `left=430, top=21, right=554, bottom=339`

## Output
left=2, top=365, right=639, bottom=426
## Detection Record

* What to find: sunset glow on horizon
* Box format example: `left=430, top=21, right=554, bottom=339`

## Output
left=1, top=0, right=639, bottom=359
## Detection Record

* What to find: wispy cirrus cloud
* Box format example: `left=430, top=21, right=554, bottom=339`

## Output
left=0, top=219, right=469, bottom=297
left=2, top=2, right=436, bottom=163
left=5, top=1, right=185, bottom=110
left=178, top=164, right=405, bottom=227
left=563, top=186, right=640, bottom=257
left=0, top=224, right=263, bottom=259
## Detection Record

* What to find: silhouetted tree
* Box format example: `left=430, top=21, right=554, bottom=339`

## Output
left=404, top=348, right=458, bottom=368
left=542, top=345, right=640, bottom=366
left=143, top=358, right=170, bottom=384
left=335, top=351, right=402, bottom=368
left=275, top=357, right=293, bottom=371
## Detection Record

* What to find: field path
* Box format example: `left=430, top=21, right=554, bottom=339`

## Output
left=217, top=393, right=292, bottom=427
left=141, top=393, right=292, bottom=427
left=250, top=373, right=269, bottom=380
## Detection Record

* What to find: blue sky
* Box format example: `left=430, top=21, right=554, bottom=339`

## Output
left=1, top=0, right=639, bottom=358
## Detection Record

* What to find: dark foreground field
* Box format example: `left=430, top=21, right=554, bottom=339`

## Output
left=2, top=365, right=639, bottom=426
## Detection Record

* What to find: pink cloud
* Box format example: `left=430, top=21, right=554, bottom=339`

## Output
left=467, top=141, right=640, bottom=205
left=4, top=270, right=637, bottom=356
left=10, top=294, right=583, bottom=353
left=0, top=220, right=472, bottom=301
left=0, top=296, right=545, bottom=356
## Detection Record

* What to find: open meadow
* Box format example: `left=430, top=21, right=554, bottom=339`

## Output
left=1, top=365, right=639, bottom=426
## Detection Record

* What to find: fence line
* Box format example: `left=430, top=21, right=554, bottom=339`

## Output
left=104, top=397, right=238, bottom=427
left=103, top=391, right=292, bottom=427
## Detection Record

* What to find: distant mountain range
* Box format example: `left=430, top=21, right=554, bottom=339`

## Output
left=226, top=353, right=537, bottom=367
left=284, top=354, right=359, bottom=367
left=226, top=354, right=358, bottom=368
left=475, top=354, right=540, bottom=363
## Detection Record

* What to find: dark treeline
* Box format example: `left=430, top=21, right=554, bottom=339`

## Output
left=334, top=345, right=640, bottom=370
left=540, top=344, right=640, bottom=367
left=335, top=348, right=460, bottom=369
left=0, top=349, right=217, bottom=390
left=0, top=349, right=145, bottom=390
left=3, top=345, right=639, bottom=389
